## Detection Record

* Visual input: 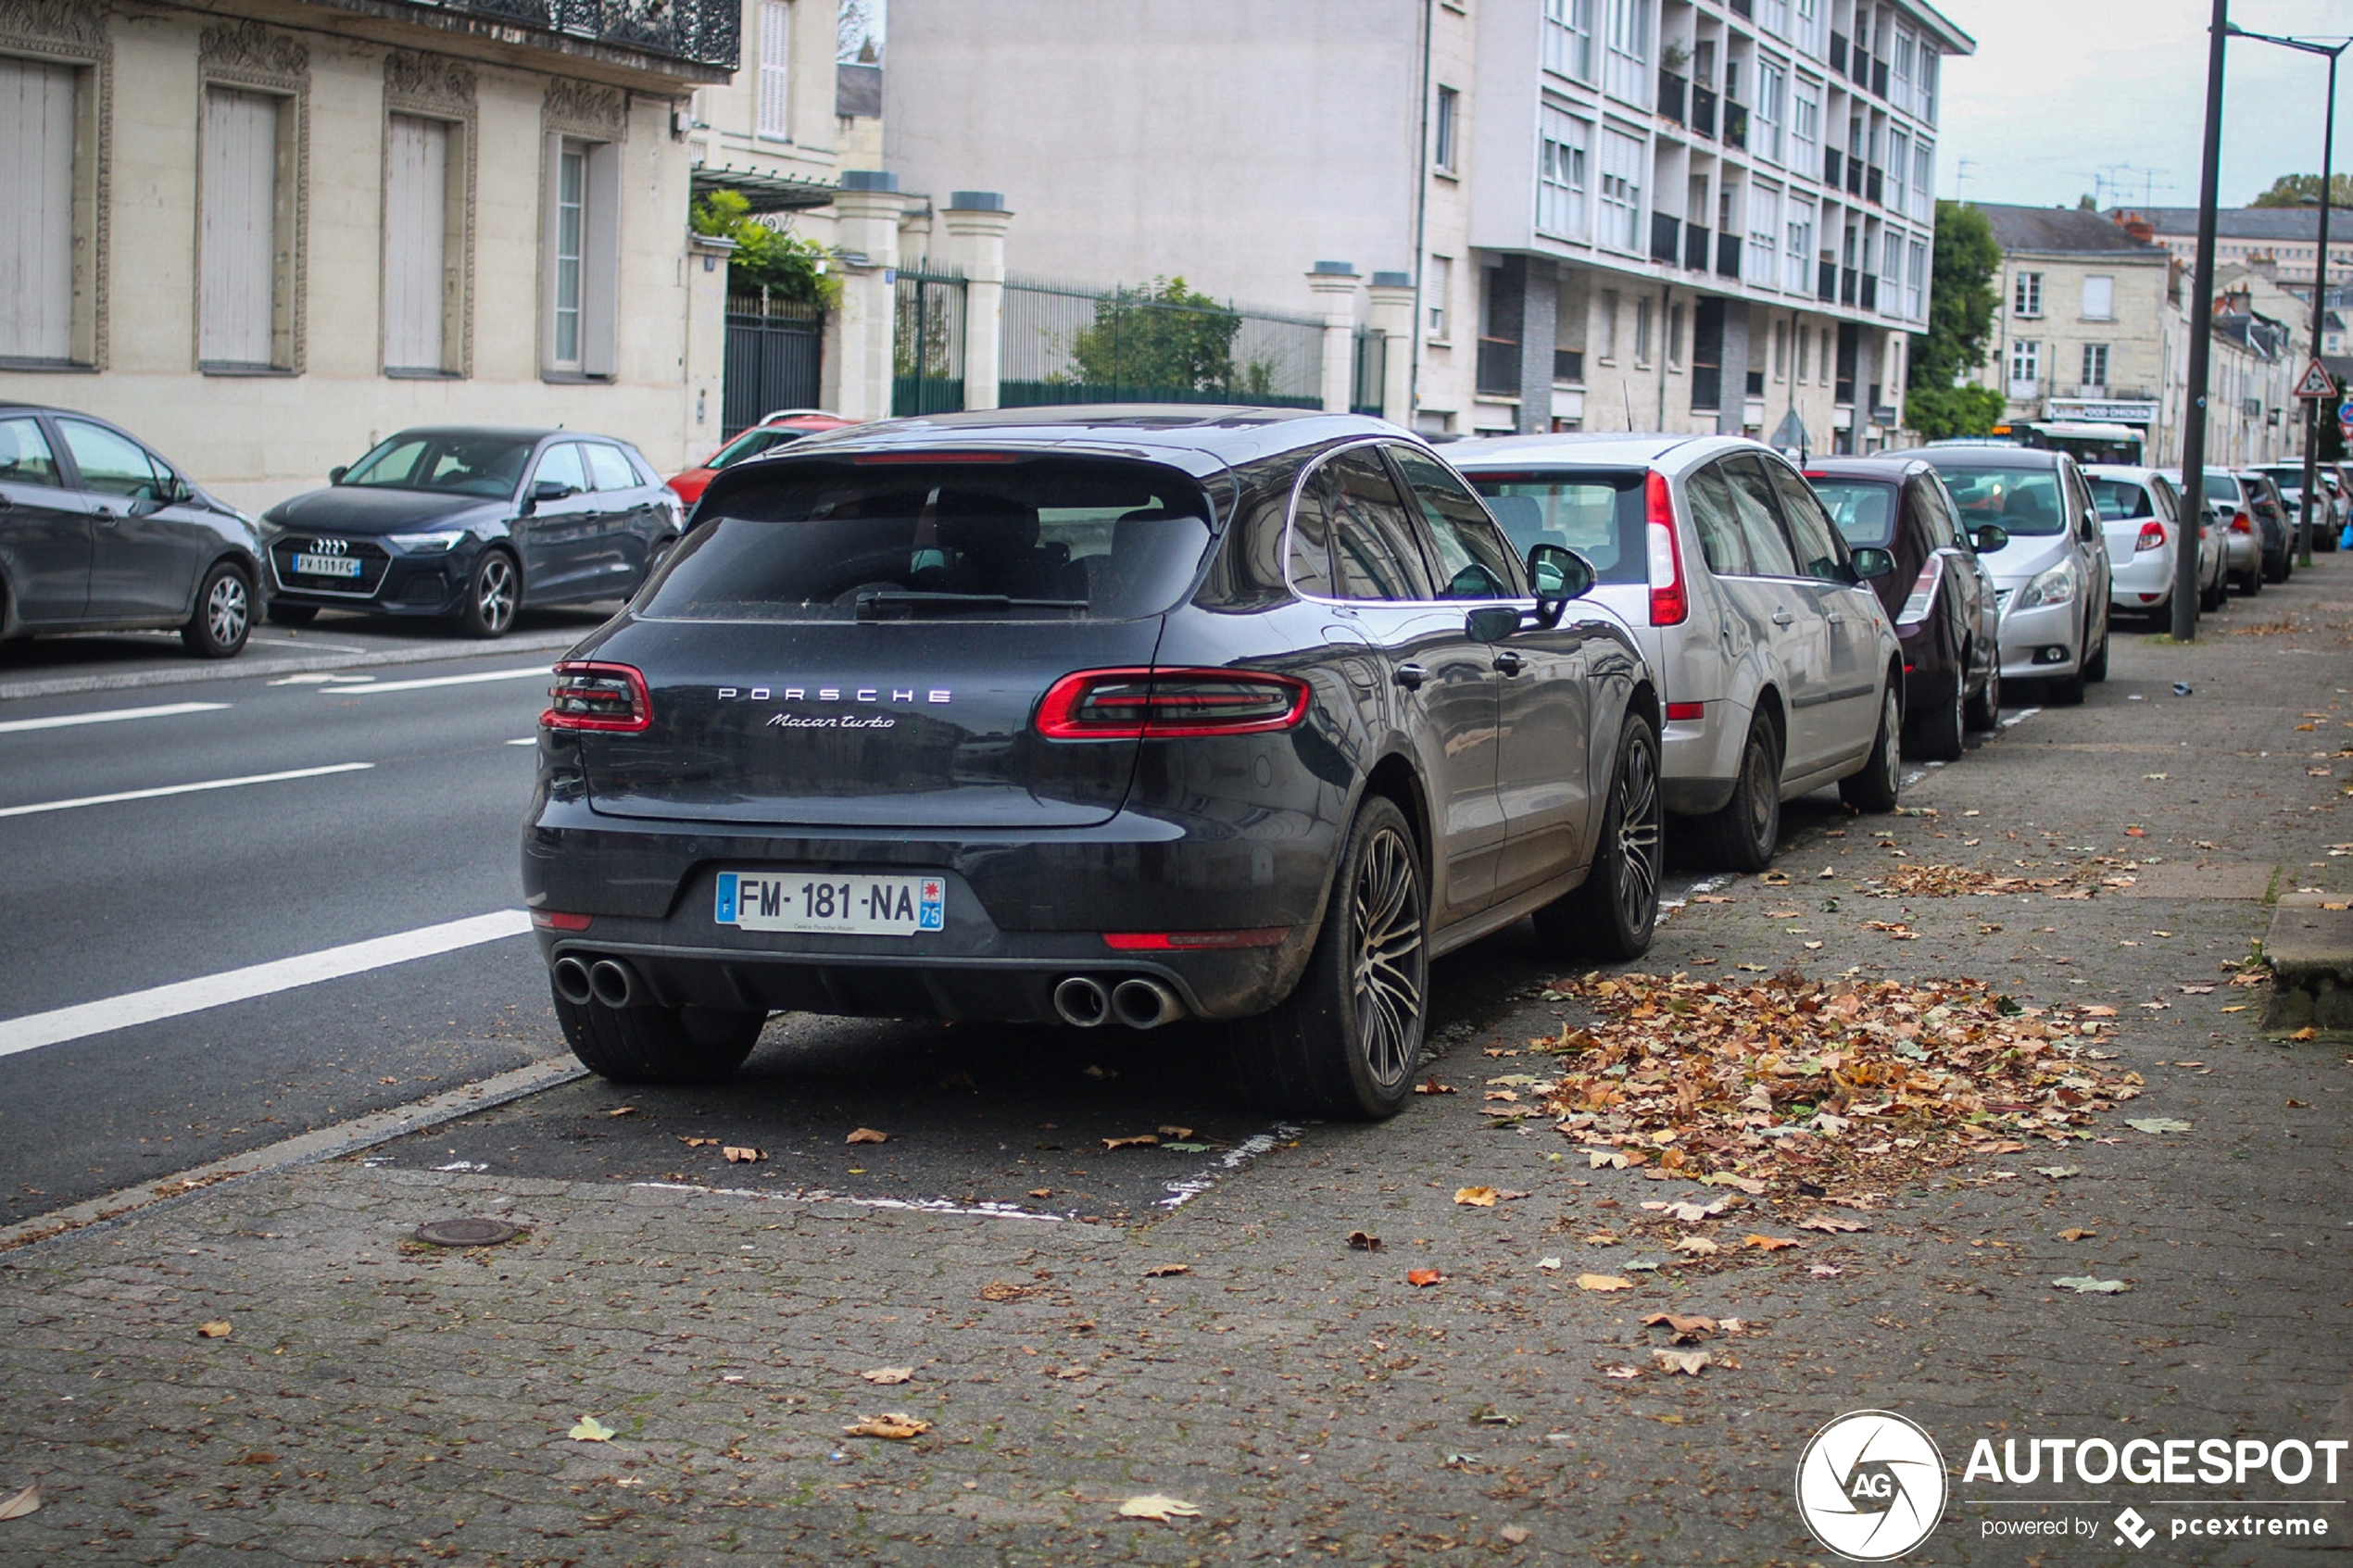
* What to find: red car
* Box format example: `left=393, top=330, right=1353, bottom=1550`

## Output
left=666, top=410, right=854, bottom=507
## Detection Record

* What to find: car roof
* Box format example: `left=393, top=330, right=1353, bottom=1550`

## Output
left=1443, top=432, right=1755, bottom=469
left=1913, top=444, right=2068, bottom=468
left=2082, top=464, right=2170, bottom=482
left=749, top=404, right=1414, bottom=478
left=1801, top=455, right=1933, bottom=482
left=380, top=425, right=565, bottom=441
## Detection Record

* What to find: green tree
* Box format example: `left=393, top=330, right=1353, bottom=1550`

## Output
left=2077, top=193, right=2098, bottom=211
left=1906, top=200, right=2006, bottom=440
left=1070, top=277, right=1241, bottom=393
left=690, top=191, right=843, bottom=308
left=2250, top=172, right=2353, bottom=208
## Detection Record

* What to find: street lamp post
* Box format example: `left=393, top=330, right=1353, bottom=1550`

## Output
left=2174, top=0, right=2229, bottom=642
left=2228, top=24, right=2348, bottom=567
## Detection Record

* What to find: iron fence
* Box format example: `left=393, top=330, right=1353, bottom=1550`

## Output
left=999, top=274, right=1322, bottom=409
left=426, top=0, right=737, bottom=69
left=893, top=267, right=966, bottom=416
left=1352, top=328, right=1386, bottom=418
left=723, top=292, right=823, bottom=437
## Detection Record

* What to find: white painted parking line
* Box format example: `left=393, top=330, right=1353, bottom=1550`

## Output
left=0, top=700, right=228, bottom=735
left=0, top=909, right=534, bottom=1060
left=1998, top=705, right=2042, bottom=731
left=0, top=762, right=373, bottom=821
left=336, top=667, right=550, bottom=696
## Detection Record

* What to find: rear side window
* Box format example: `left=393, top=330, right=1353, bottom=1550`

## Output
left=2087, top=478, right=2152, bottom=520
left=1765, top=460, right=1847, bottom=581
left=1811, top=478, right=1898, bottom=550
left=1682, top=464, right=1755, bottom=577
left=647, top=458, right=1214, bottom=622
left=1465, top=469, right=1647, bottom=584
left=1718, top=455, right=1800, bottom=577
left=1319, top=448, right=1431, bottom=602
left=57, top=418, right=168, bottom=500
left=585, top=444, right=637, bottom=492
left=1389, top=445, right=1522, bottom=598
left=0, top=417, right=61, bottom=487
left=534, top=443, right=589, bottom=496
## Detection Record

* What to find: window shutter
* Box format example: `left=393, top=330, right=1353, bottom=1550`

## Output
left=759, top=0, right=790, bottom=138
left=201, top=88, right=280, bottom=367
left=2083, top=275, right=2114, bottom=320
left=384, top=115, right=447, bottom=371
left=0, top=57, right=76, bottom=361
left=582, top=139, right=621, bottom=377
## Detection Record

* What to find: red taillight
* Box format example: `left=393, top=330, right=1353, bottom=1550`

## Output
left=1036, top=668, right=1311, bottom=739
left=1102, top=927, right=1290, bottom=951
left=2231, top=510, right=2255, bottom=534
left=542, top=661, right=651, bottom=733
left=530, top=910, right=594, bottom=932
left=2135, top=521, right=2167, bottom=552
left=1665, top=701, right=1705, bottom=721
left=1644, top=470, right=1689, bottom=626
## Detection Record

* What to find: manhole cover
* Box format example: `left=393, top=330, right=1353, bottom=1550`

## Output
left=413, top=1217, right=521, bottom=1248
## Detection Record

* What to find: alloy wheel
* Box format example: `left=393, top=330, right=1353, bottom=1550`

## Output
left=1879, top=690, right=1903, bottom=796
left=206, top=572, right=248, bottom=647
left=1349, top=824, right=1425, bottom=1095
left=477, top=557, right=517, bottom=633
left=1613, top=734, right=1662, bottom=935
left=1744, top=732, right=1777, bottom=847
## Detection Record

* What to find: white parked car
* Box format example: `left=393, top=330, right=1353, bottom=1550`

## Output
left=1452, top=434, right=1905, bottom=872
left=2084, top=464, right=2222, bottom=617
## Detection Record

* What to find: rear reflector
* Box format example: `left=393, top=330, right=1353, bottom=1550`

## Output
left=1038, top=668, right=1311, bottom=739
left=1103, top=927, right=1290, bottom=951
left=530, top=910, right=593, bottom=932
left=542, top=661, right=651, bottom=733
left=1644, top=471, right=1689, bottom=626
left=1665, top=701, right=1705, bottom=721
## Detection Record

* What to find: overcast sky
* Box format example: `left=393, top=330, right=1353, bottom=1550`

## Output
left=1937, top=0, right=2350, bottom=210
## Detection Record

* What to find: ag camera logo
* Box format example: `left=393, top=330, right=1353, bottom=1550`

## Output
left=1796, top=1410, right=1949, bottom=1561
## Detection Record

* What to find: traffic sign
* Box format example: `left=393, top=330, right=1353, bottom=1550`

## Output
left=2339, top=395, right=2353, bottom=423
left=2293, top=358, right=2337, bottom=398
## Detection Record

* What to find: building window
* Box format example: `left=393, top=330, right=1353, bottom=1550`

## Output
left=1, top=56, right=85, bottom=365
left=1906, top=236, right=1927, bottom=320
left=1760, top=0, right=1791, bottom=38
left=757, top=0, right=791, bottom=139
left=1427, top=255, right=1451, bottom=338
left=1748, top=185, right=1780, bottom=288
left=2013, top=270, right=2043, bottom=318
left=2081, top=342, right=2108, bottom=390
left=200, top=86, right=295, bottom=370
left=1797, top=320, right=1812, bottom=380
left=1634, top=295, right=1653, bottom=365
left=1793, top=84, right=1819, bottom=172
left=1785, top=201, right=1815, bottom=294
left=1881, top=224, right=1904, bottom=313
left=1537, top=107, right=1591, bottom=238
left=1667, top=301, right=1684, bottom=369
left=1598, top=126, right=1644, bottom=252
left=1543, top=0, right=1595, bottom=82
left=544, top=135, right=619, bottom=376
left=1911, top=139, right=1933, bottom=221
left=383, top=113, right=463, bottom=375
left=1603, top=0, right=1651, bottom=107
left=2082, top=274, right=2115, bottom=320
left=2008, top=339, right=2040, bottom=395
left=1433, top=86, right=1459, bottom=173
left=1755, top=59, right=1786, bottom=164
left=1919, top=49, right=1938, bottom=124
left=1887, top=127, right=1909, bottom=213
left=1772, top=318, right=1788, bottom=379
left=1891, top=25, right=1916, bottom=114
left=1796, top=0, right=1820, bottom=53
left=1595, top=288, right=1619, bottom=362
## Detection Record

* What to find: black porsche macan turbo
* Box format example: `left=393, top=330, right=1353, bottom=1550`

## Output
left=523, top=408, right=1664, bottom=1119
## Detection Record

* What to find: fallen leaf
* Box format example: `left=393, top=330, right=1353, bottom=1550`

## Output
left=679, top=1135, right=718, bottom=1148
left=1500, top=1524, right=1532, bottom=1545
left=2058, top=1228, right=2097, bottom=1241
left=1743, top=1235, right=1802, bottom=1251
left=1537, top=1255, right=1563, bottom=1270
left=1669, top=1236, right=1719, bottom=1256
left=1028, top=1188, right=1054, bottom=1199
left=843, top=1413, right=932, bottom=1440
left=976, top=1281, right=1038, bottom=1302
left=568, top=1416, right=616, bottom=1442
left=1700, top=1173, right=1768, bottom=1195
left=1797, top=1216, right=1868, bottom=1234
left=722, top=1146, right=766, bottom=1163
left=1406, top=1268, right=1445, bottom=1287
left=2287, top=1098, right=2310, bottom=1109
left=1691, top=894, right=1733, bottom=903
left=2221, top=1005, right=2249, bottom=1013
left=605, top=1105, right=637, bottom=1118
left=1808, top=1264, right=1843, bottom=1277
left=1414, top=1077, right=1456, bottom=1095
left=0, top=1486, right=38, bottom=1522
left=1603, top=1365, right=1642, bottom=1379
left=1163, top=1141, right=1213, bottom=1153
left=1587, top=1149, right=1630, bottom=1170
left=1117, top=1494, right=1202, bottom=1523
left=1453, top=1185, right=1500, bottom=1207
left=2289, top=1026, right=2321, bottom=1042
left=846, top=1127, right=888, bottom=1145
left=2082, top=1005, right=2120, bottom=1018
left=1758, top=871, right=1793, bottom=885
left=2033, top=1165, right=2082, bottom=1180
left=2053, top=1276, right=2130, bottom=1295
left=1346, top=1230, right=1384, bottom=1252
left=860, top=1368, right=914, bottom=1385
left=1642, top=1311, right=1718, bottom=1342
left=1101, top=1135, right=1160, bottom=1151
left=1048, top=1365, right=1088, bottom=1380
left=2124, top=826, right=2146, bottom=838
left=1642, top=1197, right=1729, bottom=1223
left=1141, top=1263, right=1190, bottom=1278
left=1654, top=1348, right=1712, bottom=1375
left=2124, top=1118, right=2193, bottom=1135
left=1576, top=1273, right=1633, bottom=1292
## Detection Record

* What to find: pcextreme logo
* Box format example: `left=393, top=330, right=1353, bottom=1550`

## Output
left=1795, top=1410, right=1950, bottom=1562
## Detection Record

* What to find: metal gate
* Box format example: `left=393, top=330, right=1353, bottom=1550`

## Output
left=893, top=268, right=966, bottom=415
left=723, top=293, right=824, bottom=436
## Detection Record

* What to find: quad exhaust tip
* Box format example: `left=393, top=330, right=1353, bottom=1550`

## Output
left=587, top=958, right=639, bottom=1010
left=551, top=955, right=594, bottom=1007
left=1053, top=975, right=1111, bottom=1028
left=1112, top=977, right=1183, bottom=1031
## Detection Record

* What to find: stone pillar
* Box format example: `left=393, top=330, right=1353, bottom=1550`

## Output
left=1716, top=299, right=1751, bottom=436
left=1516, top=257, right=1560, bottom=433
left=1365, top=270, right=1416, bottom=426
left=684, top=232, right=735, bottom=459
left=942, top=192, right=1014, bottom=411
left=831, top=170, right=904, bottom=424
left=1306, top=261, right=1361, bottom=414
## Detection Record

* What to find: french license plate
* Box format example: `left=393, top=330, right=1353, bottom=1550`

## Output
left=292, top=553, right=363, bottom=579
left=715, top=872, right=945, bottom=936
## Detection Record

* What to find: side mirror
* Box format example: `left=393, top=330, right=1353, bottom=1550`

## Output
left=1850, top=546, right=1896, bottom=580
left=1524, top=542, right=1594, bottom=627
left=522, top=479, right=573, bottom=514
left=127, top=493, right=168, bottom=519
left=328, top=465, right=348, bottom=484
left=1465, top=605, right=1522, bottom=643
left=1972, top=524, right=2008, bottom=554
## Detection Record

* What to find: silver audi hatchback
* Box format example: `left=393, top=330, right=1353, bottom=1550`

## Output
left=1451, top=434, right=1905, bottom=872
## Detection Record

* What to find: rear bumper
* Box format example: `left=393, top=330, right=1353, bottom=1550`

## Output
left=1659, top=700, right=1745, bottom=817
left=2109, top=546, right=2176, bottom=606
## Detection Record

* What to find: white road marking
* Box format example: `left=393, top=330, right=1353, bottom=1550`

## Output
left=1659, top=871, right=1736, bottom=912
left=270, top=672, right=379, bottom=686
left=0, top=909, right=534, bottom=1060
left=1998, top=705, right=2042, bottom=731
left=335, top=666, right=549, bottom=696
left=0, top=700, right=227, bottom=734
left=0, top=761, right=374, bottom=821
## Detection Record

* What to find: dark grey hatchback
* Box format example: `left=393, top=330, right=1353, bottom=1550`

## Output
left=523, top=408, right=1663, bottom=1119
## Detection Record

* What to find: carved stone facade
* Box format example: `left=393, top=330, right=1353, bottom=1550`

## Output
left=542, top=78, right=627, bottom=143
left=384, top=51, right=479, bottom=378
left=0, top=0, right=111, bottom=367
left=196, top=19, right=309, bottom=374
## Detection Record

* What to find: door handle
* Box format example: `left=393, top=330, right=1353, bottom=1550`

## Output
left=1492, top=650, right=1525, bottom=676
left=1771, top=609, right=1796, bottom=628
left=1825, top=612, right=1846, bottom=626
left=1393, top=662, right=1428, bottom=691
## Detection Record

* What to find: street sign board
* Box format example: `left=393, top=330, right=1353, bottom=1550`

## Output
left=2293, top=358, right=2337, bottom=398
left=2339, top=395, right=2353, bottom=424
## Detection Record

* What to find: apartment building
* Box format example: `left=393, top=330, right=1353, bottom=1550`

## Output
left=0, top=0, right=740, bottom=508
left=882, top=0, right=1971, bottom=453
left=2113, top=207, right=2353, bottom=290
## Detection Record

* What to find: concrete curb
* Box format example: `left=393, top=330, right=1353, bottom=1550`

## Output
left=0, top=628, right=588, bottom=703
left=2261, top=892, right=2353, bottom=1035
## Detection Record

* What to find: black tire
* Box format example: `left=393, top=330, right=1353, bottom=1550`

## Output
left=2265, top=552, right=2289, bottom=584
left=266, top=601, right=319, bottom=627
left=1692, top=709, right=1783, bottom=872
left=1839, top=683, right=1904, bottom=812
left=2046, top=665, right=2087, bottom=705
left=1907, top=663, right=1966, bottom=762
left=181, top=560, right=252, bottom=659
left=2235, top=562, right=2263, bottom=596
left=553, top=986, right=766, bottom=1085
left=1964, top=655, right=2001, bottom=733
left=1229, top=795, right=1428, bottom=1121
left=2199, top=569, right=2225, bottom=613
left=1533, top=711, right=1662, bottom=961
left=457, top=550, right=520, bottom=638
left=2082, top=611, right=2108, bottom=683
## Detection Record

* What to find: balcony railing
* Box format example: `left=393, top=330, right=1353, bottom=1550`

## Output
left=1866, top=165, right=1884, bottom=205
left=1692, top=366, right=1722, bottom=411
left=1657, top=69, right=1687, bottom=125
left=1555, top=349, right=1585, bottom=383
left=1686, top=222, right=1713, bottom=271
left=1818, top=259, right=1838, bottom=301
left=1829, top=31, right=1848, bottom=73
left=439, top=0, right=739, bottom=68
left=1476, top=338, right=1523, bottom=396
left=1824, top=146, right=1843, bottom=187
left=1717, top=233, right=1742, bottom=278
left=1722, top=102, right=1748, bottom=150
left=1858, top=275, right=1878, bottom=310
left=1652, top=212, right=1683, bottom=265
left=1692, top=82, right=1718, bottom=139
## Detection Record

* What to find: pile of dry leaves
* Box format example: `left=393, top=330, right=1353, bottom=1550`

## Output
left=1515, top=970, right=2143, bottom=1202
left=1860, top=860, right=2138, bottom=900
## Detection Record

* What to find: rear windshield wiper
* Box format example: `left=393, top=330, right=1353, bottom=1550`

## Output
left=854, top=592, right=1088, bottom=621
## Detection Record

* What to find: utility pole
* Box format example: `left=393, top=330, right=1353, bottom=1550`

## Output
left=2174, top=0, right=2228, bottom=642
